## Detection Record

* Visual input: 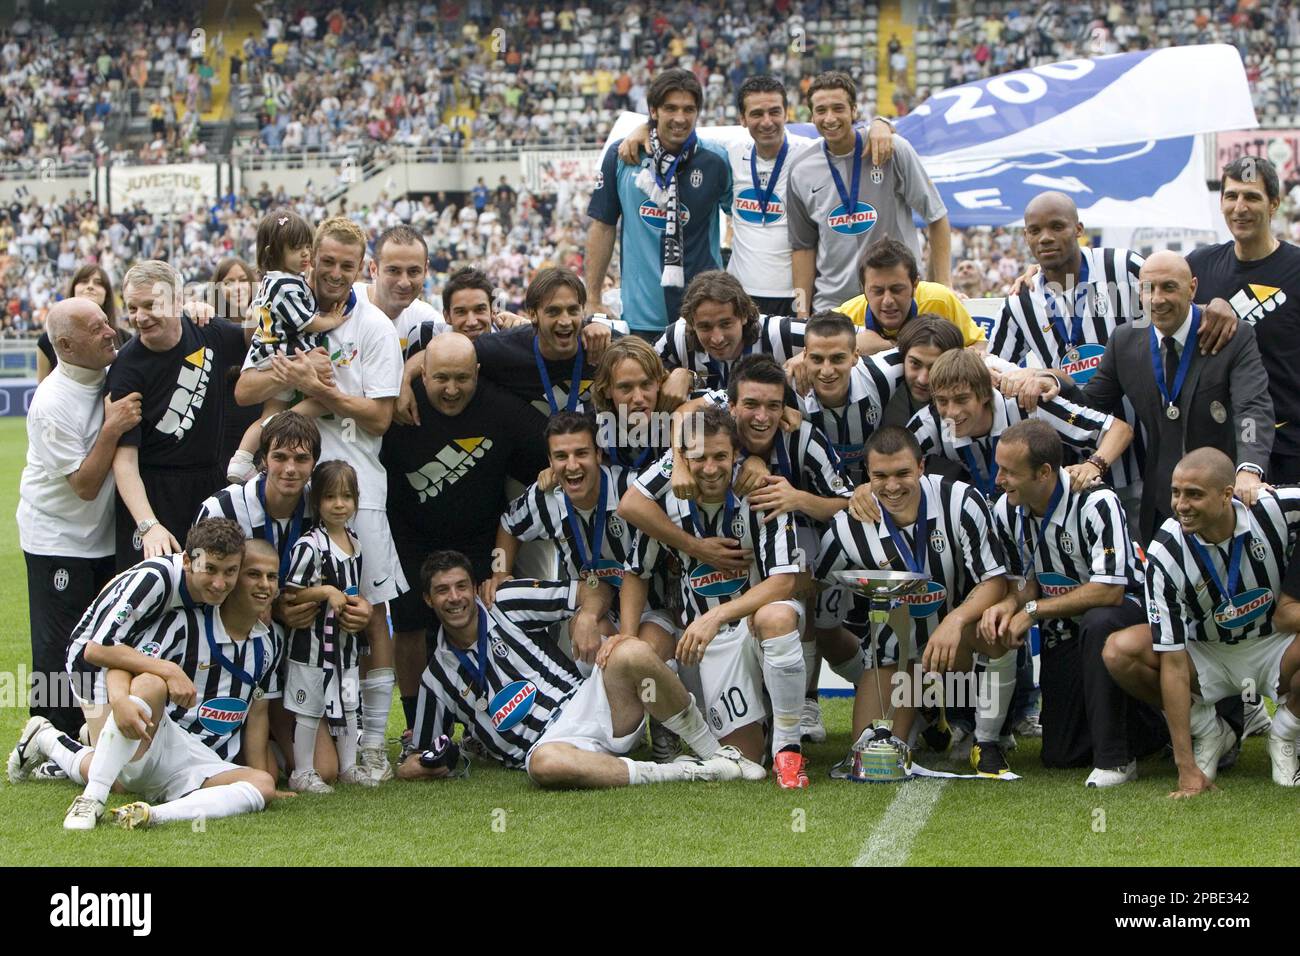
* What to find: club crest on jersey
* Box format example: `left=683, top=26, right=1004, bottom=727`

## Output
left=406, top=438, right=494, bottom=503
left=197, top=696, right=250, bottom=735
left=491, top=638, right=510, bottom=659
left=1059, top=532, right=1075, bottom=555
left=897, top=581, right=947, bottom=618
left=608, top=515, right=626, bottom=538
left=156, top=346, right=212, bottom=440
left=1057, top=343, right=1105, bottom=385
left=1213, top=588, right=1273, bottom=630
left=826, top=201, right=877, bottom=236
left=1038, top=572, right=1081, bottom=597
left=689, top=563, right=748, bottom=596
left=138, top=641, right=161, bottom=658
left=731, top=514, right=747, bottom=538
left=638, top=200, right=691, bottom=231
left=734, top=188, right=785, bottom=225
left=1250, top=538, right=1267, bottom=561
left=489, top=680, right=537, bottom=732
left=866, top=402, right=881, bottom=426
left=52, top=568, right=69, bottom=592
left=594, top=170, right=604, bottom=191
left=930, top=530, right=946, bottom=553
left=689, top=168, right=703, bottom=189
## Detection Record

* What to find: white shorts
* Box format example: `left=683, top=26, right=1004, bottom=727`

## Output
left=524, top=669, right=647, bottom=776
left=117, top=714, right=241, bottom=803
left=795, top=525, right=820, bottom=574
left=610, top=606, right=678, bottom=637
left=699, top=616, right=770, bottom=739
left=1187, top=632, right=1295, bottom=705
left=283, top=659, right=359, bottom=718
left=353, top=507, right=408, bottom=605
left=815, top=585, right=851, bottom=629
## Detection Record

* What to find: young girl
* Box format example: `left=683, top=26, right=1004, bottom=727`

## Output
left=282, top=460, right=370, bottom=792
left=226, top=208, right=349, bottom=482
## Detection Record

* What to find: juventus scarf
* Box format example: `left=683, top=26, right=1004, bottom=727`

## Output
left=635, top=126, right=697, bottom=289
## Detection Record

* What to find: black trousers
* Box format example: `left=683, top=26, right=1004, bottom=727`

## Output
left=751, top=296, right=796, bottom=317
left=115, top=465, right=224, bottom=572
left=1040, top=601, right=1169, bottom=768
left=1270, top=454, right=1300, bottom=484
left=23, top=551, right=117, bottom=735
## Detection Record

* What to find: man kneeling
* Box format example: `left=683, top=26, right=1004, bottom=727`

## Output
left=398, top=551, right=763, bottom=788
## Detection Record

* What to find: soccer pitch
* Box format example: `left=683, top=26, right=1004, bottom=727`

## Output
left=0, top=416, right=1292, bottom=867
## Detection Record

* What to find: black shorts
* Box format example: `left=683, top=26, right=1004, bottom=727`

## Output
left=389, top=539, right=496, bottom=632
left=24, top=551, right=117, bottom=735
left=115, top=465, right=225, bottom=571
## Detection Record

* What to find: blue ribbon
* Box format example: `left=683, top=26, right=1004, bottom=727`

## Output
left=774, top=433, right=794, bottom=482
left=879, top=487, right=929, bottom=575
left=449, top=606, right=490, bottom=695
left=688, top=490, right=738, bottom=540
left=1148, top=306, right=1200, bottom=415
left=533, top=336, right=585, bottom=414
left=1017, top=476, right=1064, bottom=578
left=958, top=435, right=1000, bottom=499
left=749, top=137, right=789, bottom=223
left=703, top=343, right=753, bottom=389
left=256, top=474, right=305, bottom=582
left=563, top=470, right=609, bottom=575
left=1041, top=254, right=1090, bottom=352
left=202, top=606, right=266, bottom=688
left=823, top=130, right=863, bottom=217
left=1186, top=529, right=1247, bottom=606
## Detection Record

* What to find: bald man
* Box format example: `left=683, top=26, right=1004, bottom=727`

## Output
left=990, top=192, right=1239, bottom=533
left=1072, top=250, right=1273, bottom=545
left=19, top=298, right=142, bottom=738
left=1104, top=448, right=1300, bottom=797
left=379, top=333, right=549, bottom=735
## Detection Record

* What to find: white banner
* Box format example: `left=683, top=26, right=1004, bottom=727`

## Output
left=520, top=149, right=604, bottom=194
left=109, top=163, right=218, bottom=216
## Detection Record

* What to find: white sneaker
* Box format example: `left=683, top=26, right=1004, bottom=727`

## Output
left=226, top=450, right=257, bottom=484
left=1192, top=718, right=1237, bottom=782
left=800, top=698, right=827, bottom=744
left=338, top=765, right=380, bottom=787
left=1244, top=700, right=1273, bottom=738
left=1268, top=734, right=1299, bottom=786
left=359, top=746, right=394, bottom=783
left=63, top=794, right=105, bottom=830
left=1085, top=760, right=1137, bottom=788
left=696, top=744, right=767, bottom=782
left=7, top=715, right=53, bottom=783
left=288, top=768, right=335, bottom=794
left=1014, top=713, right=1043, bottom=738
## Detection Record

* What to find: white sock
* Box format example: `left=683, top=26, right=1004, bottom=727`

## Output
left=1188, top=697, right=1219, bottom=739
left=975, top=653, right=1016, bottom=743
left=622, top=757, right=691, bottom=785
left=1271, top=700, right=1300, bottom=739
left=337, top=710, right=358, bottom=772
left=830, top=647, right=867, bottom=686
left=762, top=630, right=806, bottom=754
left=35, top=726, right=89, bottom=784
left=359, top=669, right=394, bottom=748
left=149, top=780, right=264, bottom=826
left=84, top=696, right=151, bottom=804
left=802, top=640, right=819, bottom=694
left=293, top=714, right=319, bottom=774
left=661, top=695, right=719, bottom=759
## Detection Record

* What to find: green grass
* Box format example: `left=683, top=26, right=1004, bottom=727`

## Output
left=0, top=416, right=1294, bottom=866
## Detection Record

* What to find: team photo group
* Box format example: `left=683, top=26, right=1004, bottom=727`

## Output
left=11, top=56, right=1300, bottom=844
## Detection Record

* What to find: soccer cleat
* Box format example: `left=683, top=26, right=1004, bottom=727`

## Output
left=31, top=761, right=68, bottom=782
left=359, top=746, right=394, bottom=784
left=1014, top=713, right=1044, bottom=738
left=1192, top=717, right=1237, bottom=782
left=649, top=719, right=680, bottom=763
left=1244, top=700, right=1273, bottom=738
left=7, top=715, right=53, bottom=784
left=112, top=802, right=153, bottom=830
left=800, top=698, right=827, bottom=744
left=694, top=745, right=766, bottom=782
left=971, top=740, right=1011, bottom=778
left=338, top=765, right=380, bottom=787
left=773, top=749, right=811, bottom=789
left=1268, top=734, right=1299, bottom=786
left=1085, top=760, right=1137, bottom=788
left=63, top=795, right=105, bottom=830
left=288, top=768, right=335, bottom=794
left=828, top=753, right=854, bottom=780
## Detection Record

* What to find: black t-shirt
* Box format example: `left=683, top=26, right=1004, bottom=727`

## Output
left=1187, top=240, right=1300, bottom=457
left=107, top=315, right=246, bottom=471
left=473, top=325, right=606, bottom=423
left=380, top=379, right=548, bottom=558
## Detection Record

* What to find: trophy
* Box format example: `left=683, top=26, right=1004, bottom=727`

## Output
left=833, top=570, right=931, bottom=783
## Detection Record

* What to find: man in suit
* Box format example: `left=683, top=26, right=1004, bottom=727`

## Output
left=1071, top=251, right=1273, bottom=546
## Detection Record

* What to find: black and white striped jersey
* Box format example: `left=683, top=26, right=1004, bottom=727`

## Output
left=247, top=271, right=324, bottom=363
left=909, top=394, right=1115, bottom=501
left=626, top=488, right=800, bottom=627
left=655, top=314, right=806, bottom=390
left=147, top=605, right=282, bottom=759
left=283, top=525, right=364, bottom=668
left=65, top=554, right=203, bottom=680
left=816, top=475, right=1007, bottom=647
left=194, top=474, right=315, bottom=565
left=1146, top=489, right=1300, bottom=651
left=413, top=581, right=585, bottom=769
left=989, top=246, right=1146, bottom=488
left=992, top=470, right=1143, bottom=639
left=801, top=351, right=906, bottom=487
left=503, top=465, right=639, bottom=590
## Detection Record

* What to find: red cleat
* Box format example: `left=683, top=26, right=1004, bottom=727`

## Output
left=773, top=750, right=810, bottom=789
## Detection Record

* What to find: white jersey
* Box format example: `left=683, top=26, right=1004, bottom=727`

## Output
left=18, top=362, right=115, bottom=557
left=353, top=281, right=447, bottom=358
left=725, top=135, right=817, bottom=299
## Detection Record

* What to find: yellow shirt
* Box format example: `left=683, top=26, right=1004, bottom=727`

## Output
left=834, top=281, right=985, bottom=346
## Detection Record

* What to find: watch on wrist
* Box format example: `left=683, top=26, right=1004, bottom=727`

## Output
left=1237, top=463, right=1264, bottom=478
left=136, top=519, right=158, bottom=536
left=1023, top=600, right=1039, bottom=622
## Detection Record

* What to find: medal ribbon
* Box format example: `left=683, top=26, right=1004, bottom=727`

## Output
left=823, top=130, right=863, bottom=217
left=1148, top=306, right=1200, bottom=415
left=563, top=470, right=609, bottom=576
left=750, top=137, right=789, bottom=223
left=533, top=336, right=586, bottom=414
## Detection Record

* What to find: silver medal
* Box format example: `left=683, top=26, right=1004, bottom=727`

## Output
left=1210, top=400, right=1227, bottom=423
left=1166, top=405, right=1180, bottom=420
left=475, top=697, right=488, bottom=712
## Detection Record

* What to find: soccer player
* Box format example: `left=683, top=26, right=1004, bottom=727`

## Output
left=586, top=68, right=732, bottom=339
left=621, top=405, right=810, bottom=787
left=788, top=72, right=950, bottom=316
left=11, top=539, right=285, bottom=830
left=1105, top=448, right=1300, bottom=796
left=397, top=551, right=763, bottom=787
left=879, top=315, right=965, bottom=435
left=588, top=336, right=672, bottom=478
left=108, top=260, right=250, bottom=570
left=355, top=225, right=445, bottom=358
left=981, top=421, right=1166, bottom=786
left=815, top=427, right=1009, bottom=775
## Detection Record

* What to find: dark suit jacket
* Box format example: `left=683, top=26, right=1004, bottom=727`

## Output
left=1068, top=316, right=1273, bottom=544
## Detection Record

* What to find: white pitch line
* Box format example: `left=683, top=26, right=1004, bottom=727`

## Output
left=852, top=779, right=949, bottom=867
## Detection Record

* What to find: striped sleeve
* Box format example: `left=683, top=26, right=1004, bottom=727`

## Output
left=80, top=565, right=173, bottom=649
left=404, top=319, right=446, bottom=360
left=957, top=486, right=1007, bottom=581
left=759, top=315, right=806, bottom=362
left=625, top=526, right=661, bottom=578
left=492, top=579, right=579, bottom=627
left=799, top=425, right=852, bottom=498
left=992, top=498, right=1026, bottom=578
left=1080, top=490, right=1130, bottom=585
left=412, top=671, right=456, bottom=750
left=502, top=485, right=547, bottom=541
left=259, top=628, right=284, bottom=698
left=1145, top=539, right=1190, bottom=651
left=814, top=513, right=855, bottom=582
left=754, top=508, right=800, bottom=578
left=266, top=275, right=317, bottom=332
left=989, top=298, right=1027, bottom=365
left=865, top=348, right=905, bottom=397
left=632, top=450, right=676, bottom=501
left=1034, top=396, right=1113, bottom=450
left=283, top=536, right=319, bottom=590
left=655, top=322, right=686, bottom=371
left=194, top=489, right=235, bottom=527
left=907, top=407, right=942, bottom=457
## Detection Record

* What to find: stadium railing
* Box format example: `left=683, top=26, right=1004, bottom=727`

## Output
left=0, top=340, right=38, bottom=378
